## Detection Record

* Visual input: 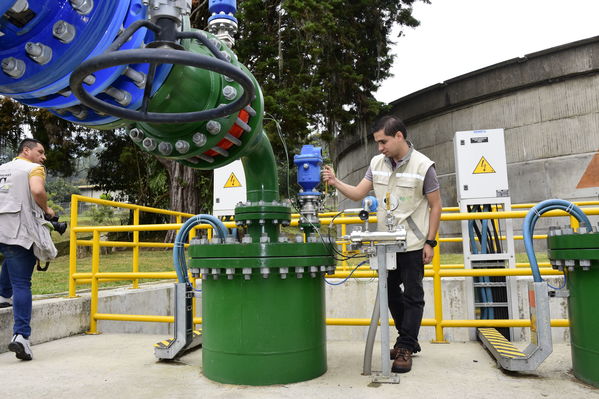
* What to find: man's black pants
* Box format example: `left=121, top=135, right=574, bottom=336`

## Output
left=387, top=249, right=425, bottom=353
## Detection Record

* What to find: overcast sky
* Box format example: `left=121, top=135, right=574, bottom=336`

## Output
left=375, top=0, right=599, bottom=103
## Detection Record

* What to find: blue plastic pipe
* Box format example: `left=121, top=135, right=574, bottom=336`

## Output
left=173, top=214, right=228, bottom=284
left=523, top=199, right=592, bottom=282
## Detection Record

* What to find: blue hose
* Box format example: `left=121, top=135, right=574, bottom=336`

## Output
left=173, top=214, right=228, bottom=284
left=468, top=220, right=479, bottom=254
left=523, top=199, right=592, bottom=283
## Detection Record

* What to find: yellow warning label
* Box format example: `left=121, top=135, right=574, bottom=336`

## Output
left=473, top=156, right=496, bottom=174
left=224, top=172, right=242, bottom=188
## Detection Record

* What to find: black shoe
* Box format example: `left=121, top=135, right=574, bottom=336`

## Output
left=0, top=296, right=11, bottom=308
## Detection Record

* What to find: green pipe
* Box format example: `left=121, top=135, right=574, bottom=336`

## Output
left=240, top=131, right=279, bottom=203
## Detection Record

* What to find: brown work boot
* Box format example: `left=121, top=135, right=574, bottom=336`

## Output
left=391, top=348, right=413, bottom=373
left=389, top=347, right=400, bottom=360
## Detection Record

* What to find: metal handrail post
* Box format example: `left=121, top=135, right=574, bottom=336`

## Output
left=68, top=195, right=79, bottom=297
left=431, top=232, right=447, bottom=343
left=132, top=208, right=140, bottom=289
left=88, top=230, right=101, bottom=334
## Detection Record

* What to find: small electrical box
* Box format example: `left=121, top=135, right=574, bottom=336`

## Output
left=213, top=160, right=246, bottom=218
left=453, top=129, right=509, bottom=200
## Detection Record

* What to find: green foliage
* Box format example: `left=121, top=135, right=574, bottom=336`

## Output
left=191, top=0, right=428, bottom=196
left=0, top=97, right=27, bottom=162
left=46, top=177, right=81, bottom=204
left=47, top=199, right=65, bottom=215
left=87, top=130, right=170, bottom=210
left=231, top=0, right=426, bottom=148
left=0, top=97, right=99, bottom=176
left=84, top=202, right=116, bottom=225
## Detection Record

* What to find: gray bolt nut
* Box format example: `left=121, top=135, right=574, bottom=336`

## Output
left=53, top=20, right=76, bottom=43
left=175, top=140, right=190, bottom=153
left=10, top=0, right=30, bottom=13
left=70, top=0, right=94, bottom=15
left=222, top=85, right=237, bottom=100
left=206, top=120, right=221, bottom=135
left=1, top=57, right=26, bottom=79
left=25, top=42, right=52, bottom=64
left=158, top=142, right=173, bottom=155
left=128, top=128, right=144, bottom=142
left=142, top=138, right=157, bottom=151
left=192, top=132, right=207, bottom=146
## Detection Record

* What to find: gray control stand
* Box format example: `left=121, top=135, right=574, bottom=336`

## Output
left=345, top=226, right=407, bottom=384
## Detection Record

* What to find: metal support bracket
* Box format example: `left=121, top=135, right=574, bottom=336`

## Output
left=154, top=282, right=202, bottom=360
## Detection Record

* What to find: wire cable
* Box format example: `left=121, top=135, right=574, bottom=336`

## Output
left=324, top=260, right=369, bottom=286
left=265, top=114, right=291, bottom=201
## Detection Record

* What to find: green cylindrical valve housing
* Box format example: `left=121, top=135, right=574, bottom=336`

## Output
left=191, top=239, right=336, bottom=385
left=547, top=230, right=599, bottom=387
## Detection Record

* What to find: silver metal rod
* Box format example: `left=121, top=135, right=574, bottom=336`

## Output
left=362, top=285, right=380, bottom=375
left=377, top=245, right=392, bottom=377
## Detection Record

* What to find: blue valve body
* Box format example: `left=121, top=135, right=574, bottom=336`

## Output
left=294, top=145, right=322, bottom=196
left=0, top=0, right=172, bottom=126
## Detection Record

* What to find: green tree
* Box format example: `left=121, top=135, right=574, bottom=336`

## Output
left=229, top=0, right=424, bottom=145
left=0, top=97, right=99, bottom=176
left=46, top=177, right=81, bottom=204
left=191, top=0, right=426, bottom=195
left=0, top=97, right=28, bottom=162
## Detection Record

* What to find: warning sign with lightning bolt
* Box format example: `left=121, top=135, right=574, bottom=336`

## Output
left=224, top=172, right=242, bottom=188
left=473, top=156, right=496, bottom=174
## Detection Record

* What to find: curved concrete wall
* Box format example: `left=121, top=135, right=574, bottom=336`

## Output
left=332, top=36, right=599, bottom=240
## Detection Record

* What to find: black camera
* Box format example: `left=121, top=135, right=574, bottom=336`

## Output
left=44, top=214, right=67, bottom=235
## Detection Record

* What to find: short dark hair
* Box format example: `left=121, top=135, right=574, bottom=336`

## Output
left=370, top=115, right=408, bottom=139
left=17, top=138, right=43, bottom=155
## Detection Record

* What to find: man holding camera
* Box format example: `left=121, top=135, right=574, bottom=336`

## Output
left=0, top=138, right=57, bottom=361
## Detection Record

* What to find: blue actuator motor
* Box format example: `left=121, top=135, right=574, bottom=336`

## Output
left=359, top=196, right=378, bottom=221
left=208, top=0, right=238, bottom=23
left=294, top=145, right=323, bottom=196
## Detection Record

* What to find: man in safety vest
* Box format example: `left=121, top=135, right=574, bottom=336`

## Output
left=0, top=138, right=57, bottom=361
left=322, top=115, right=442, bottom=373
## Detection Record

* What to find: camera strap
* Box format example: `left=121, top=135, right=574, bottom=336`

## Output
left=36, top=259, right=50, bottom=272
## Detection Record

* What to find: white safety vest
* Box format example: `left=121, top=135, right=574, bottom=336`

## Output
left=0, top=158, right=57, bottom=261
left=370, top=149, right=434, bottom=251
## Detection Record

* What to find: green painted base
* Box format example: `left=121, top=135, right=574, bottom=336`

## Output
left=568, top=260, right=599, bottom=387
left=203, top=345, right=327, bottom=385
left=202, top=273, right=327, bottom=385
left=572, top=343, right=599, bottom=388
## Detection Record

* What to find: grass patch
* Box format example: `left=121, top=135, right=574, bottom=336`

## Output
left=32, top=249, right=174, bottom=295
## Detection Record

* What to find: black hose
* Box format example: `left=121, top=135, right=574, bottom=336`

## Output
left=70, top=48, right=255, bottom=123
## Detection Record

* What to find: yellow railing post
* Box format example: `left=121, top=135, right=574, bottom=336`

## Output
left=570, top=215, right=580, bottom=231
left=88, top=230, right=101, bottom=334
left=68, top=195, right=79, bottom=297
left=132, top=208, right=140, bottom=289
left=341, top=217, right=348, bottom=270
left=431, top=232, right=447, bottom=343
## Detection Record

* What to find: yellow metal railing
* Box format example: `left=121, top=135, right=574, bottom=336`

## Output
left=68, top=195, right=599, bottom=338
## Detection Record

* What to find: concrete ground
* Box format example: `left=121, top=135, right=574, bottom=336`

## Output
left=0, top=335, right=598, bottom=399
